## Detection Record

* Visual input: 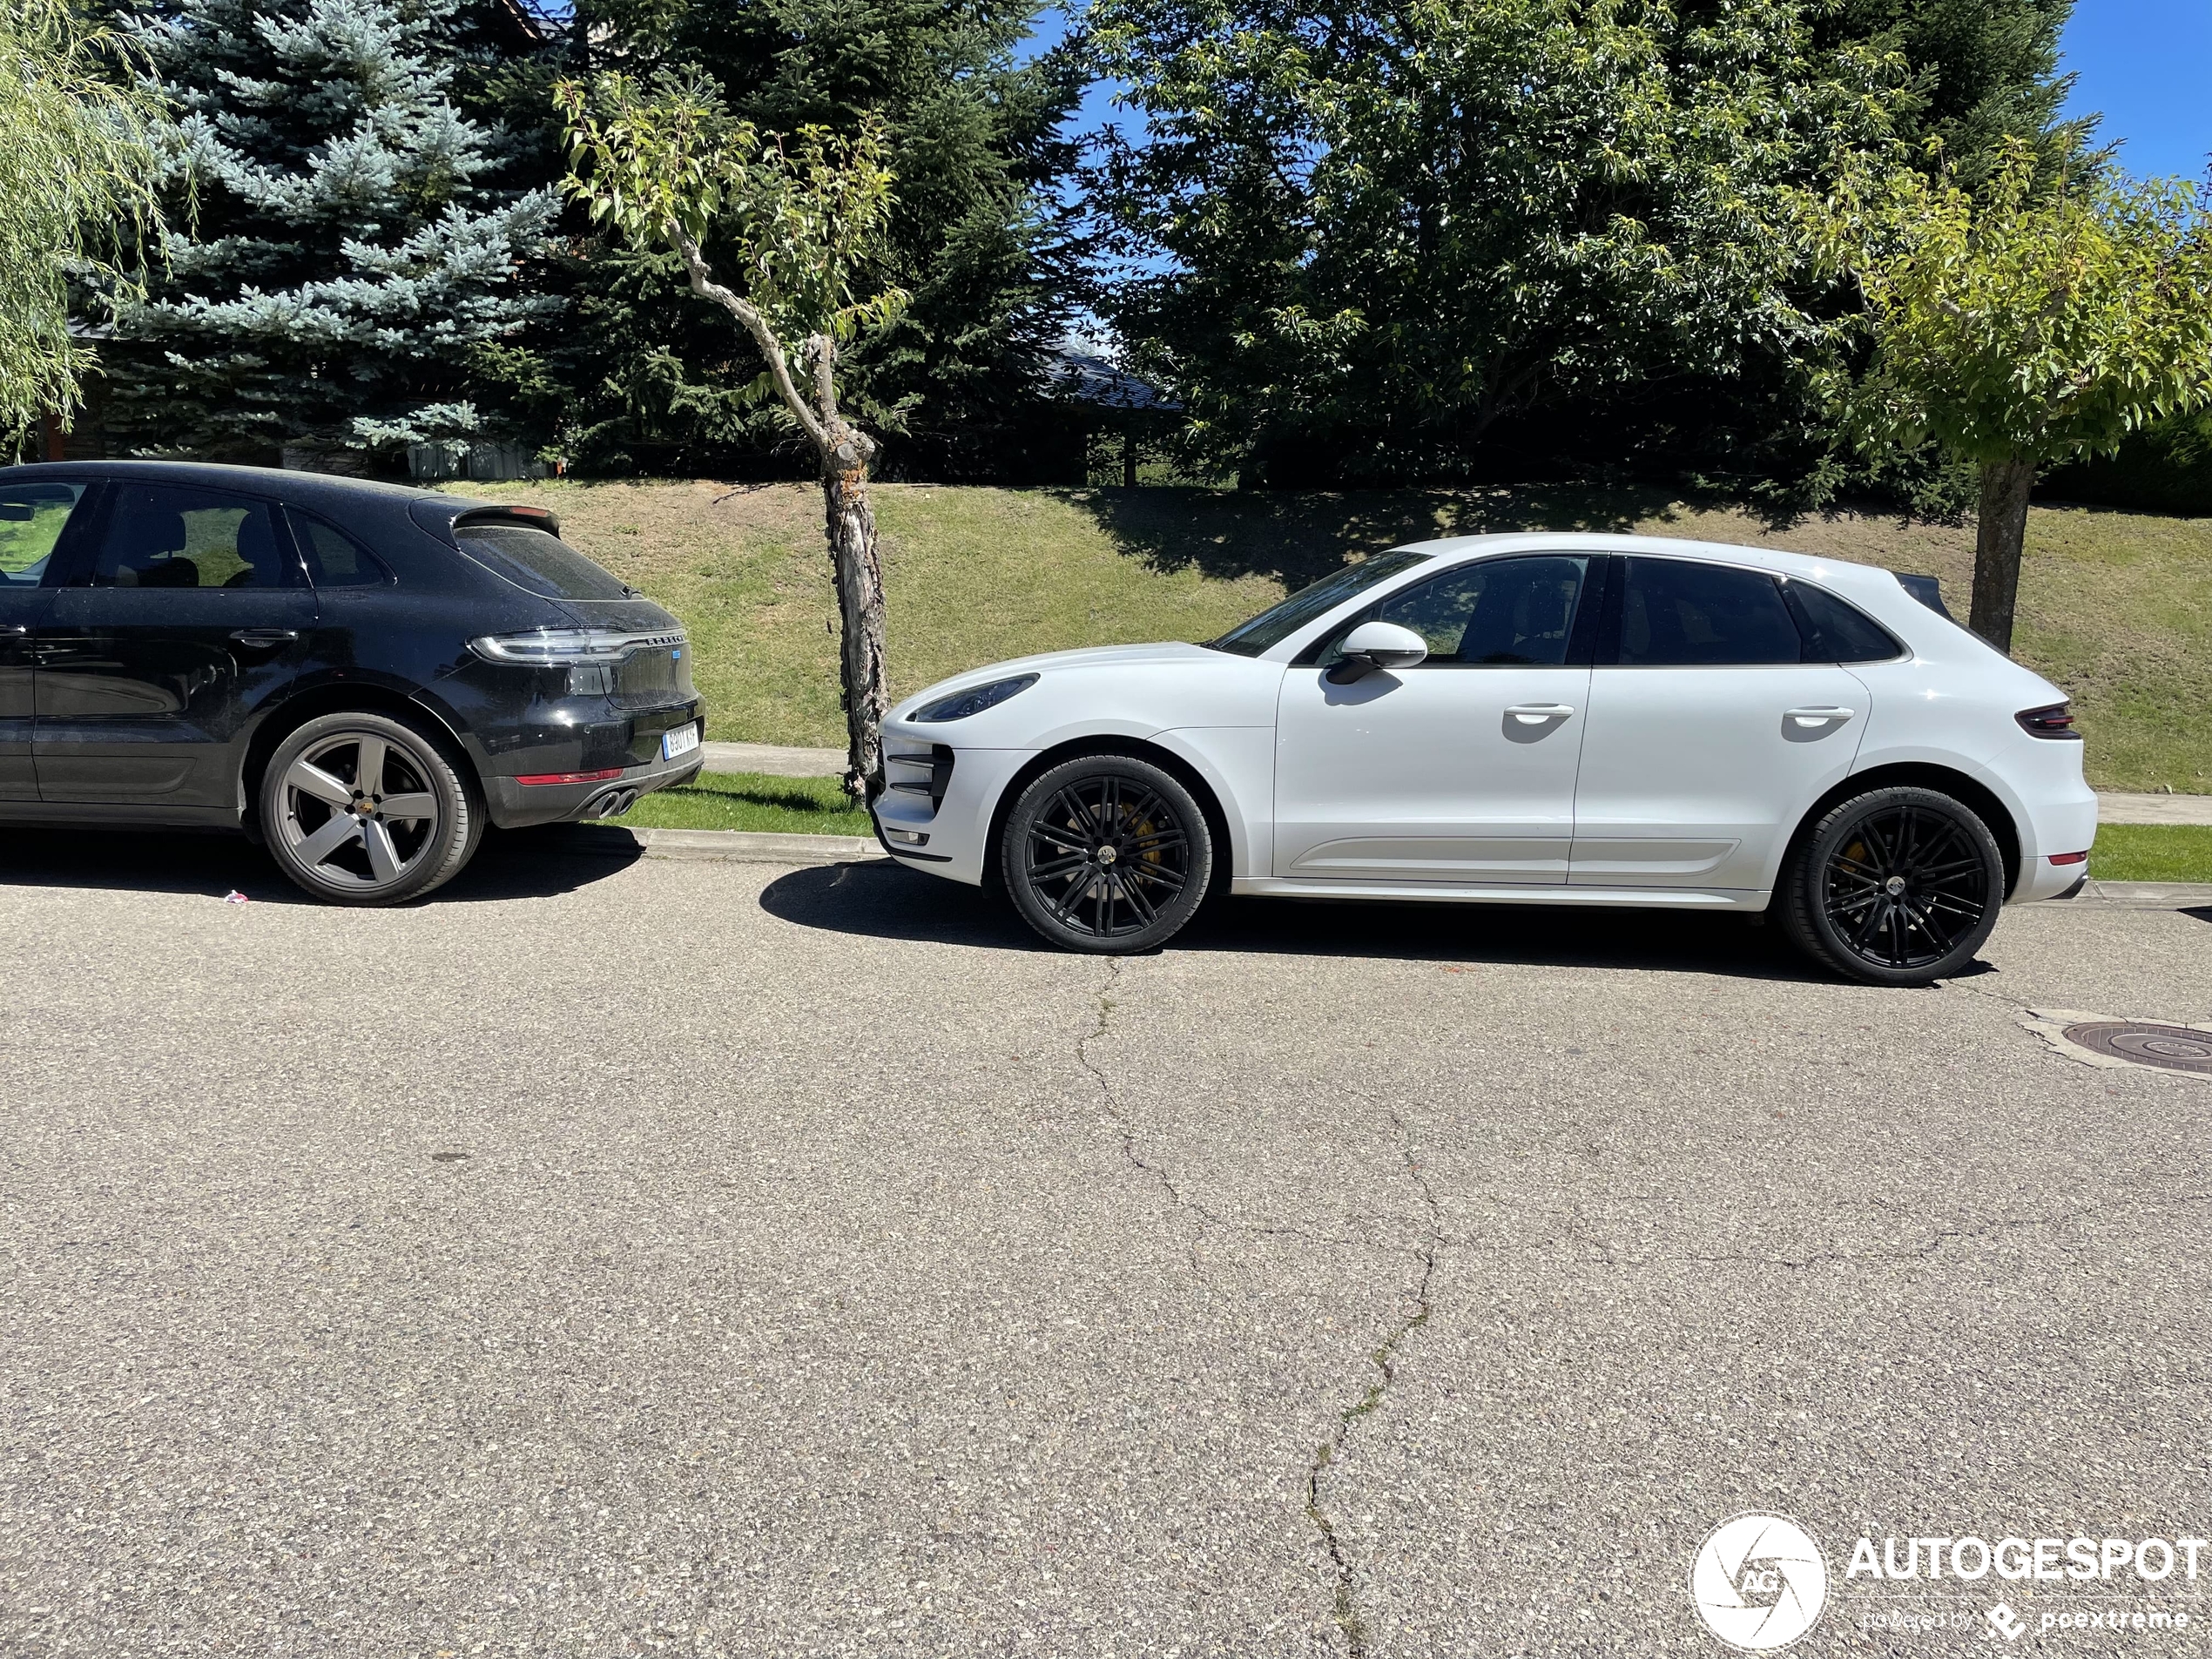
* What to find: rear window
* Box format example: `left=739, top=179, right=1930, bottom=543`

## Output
left=455, top=523, right=631, bottom=601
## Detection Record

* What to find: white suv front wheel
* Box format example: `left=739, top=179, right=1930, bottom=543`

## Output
left=1000, top=754, right=1213, bottom=954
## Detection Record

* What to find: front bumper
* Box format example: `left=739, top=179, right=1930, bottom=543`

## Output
left=485, top=738, right=705, bottom=828
left=868, top=733, right=1035, bottom=885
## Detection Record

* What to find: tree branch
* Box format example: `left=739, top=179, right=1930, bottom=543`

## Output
left=668, top=226, right=830, bottom=453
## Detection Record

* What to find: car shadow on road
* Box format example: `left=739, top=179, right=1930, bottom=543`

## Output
left=0, top=823, right=644, bottom=906
left=759, top=860, right=1841, bottom=981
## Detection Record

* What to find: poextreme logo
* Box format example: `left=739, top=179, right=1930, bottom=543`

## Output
left=1689, top=1513, right=1829, bottom=1652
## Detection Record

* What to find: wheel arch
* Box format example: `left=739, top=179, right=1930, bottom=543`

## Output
left=238, top=685, right=479, bottom=834
left=1785, top=761, right=2024, bottom=898
left=982, top=736, right=1238, bottom=903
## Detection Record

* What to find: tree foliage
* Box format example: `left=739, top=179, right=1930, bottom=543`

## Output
left=1804, top=138, right=2212, bottom=645
left=103, top=0, right=559, bottom=463
left=1084, top=0, right=1913, bottom=486
left=502, top=0, right=1082, bottom=478
left=0, top=0, right=167, bottom=445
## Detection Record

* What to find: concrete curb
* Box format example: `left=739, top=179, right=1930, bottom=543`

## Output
left=2060, top=880, right=2212, bottom=910
left=580, top=825, right=882, bottom=866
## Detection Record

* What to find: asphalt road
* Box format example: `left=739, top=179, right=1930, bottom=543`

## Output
left=3, top=828, right=2209, bottom=1657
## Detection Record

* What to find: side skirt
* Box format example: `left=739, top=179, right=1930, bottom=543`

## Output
left=1231, top=875, right=1769, bottom=911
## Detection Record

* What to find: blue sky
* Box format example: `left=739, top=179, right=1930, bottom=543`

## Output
left=1028, top=3, right=2212, bottom=183
left=2059, top=0, right=2212, bottom=179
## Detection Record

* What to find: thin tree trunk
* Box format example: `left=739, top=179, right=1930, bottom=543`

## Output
left=1969, top=456, right=2037, bottom=655
left=665, top=235, right=890, bottom=794
left=822, top=456, right=888, bottom=801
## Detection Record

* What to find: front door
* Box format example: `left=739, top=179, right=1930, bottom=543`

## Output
left=1274, top=554, right=1595, bottom=883
left=36, top=481, right=314, bottom=811
left=1569, top=555, right=1870, bottom=891
left=0, top=480, right=91, bottom=800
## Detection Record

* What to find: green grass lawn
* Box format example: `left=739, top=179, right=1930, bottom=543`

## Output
left=2088, top=825, right=2212, bottom=883
left=610, top=770, right=873, bottom=836
left=449, top=479, right=2212, bottom=793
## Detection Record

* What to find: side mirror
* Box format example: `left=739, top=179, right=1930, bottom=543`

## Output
left=1326, top=620, right=1429, bottom=684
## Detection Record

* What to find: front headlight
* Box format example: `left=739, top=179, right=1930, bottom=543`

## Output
left=914, top=673, right=1038, bottom=723
left=469, top=628, right=684, bottom=666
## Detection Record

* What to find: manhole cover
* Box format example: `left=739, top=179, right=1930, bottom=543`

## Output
left=2061, top=1022, right=2212, bottom=1075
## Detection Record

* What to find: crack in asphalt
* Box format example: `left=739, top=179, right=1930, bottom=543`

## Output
left=1075, top=963, right=1448, bottom=1656
left=1305, top=1108, right=1442, bottom=1659
left=1076, top=957, right=1213, bottom=1276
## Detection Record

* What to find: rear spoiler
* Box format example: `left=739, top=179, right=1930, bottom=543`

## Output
left=407, top=496, right=563, bottom=546
left=1894, top=572, right=1951, bottom=620
left=452, top=503, right=563, bottom=537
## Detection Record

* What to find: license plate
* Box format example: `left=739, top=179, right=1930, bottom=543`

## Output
left=661, top=722, right=700, bottom=761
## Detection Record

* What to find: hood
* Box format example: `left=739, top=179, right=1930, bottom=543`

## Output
left=894, top=641, right=1220, bottom=716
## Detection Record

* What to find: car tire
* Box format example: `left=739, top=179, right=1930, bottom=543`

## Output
left=260, top=711, right=481, bottom=906
left=1778, top=785, right=2006, bottom=986
left=1000, top=753, right=1213, bottom=954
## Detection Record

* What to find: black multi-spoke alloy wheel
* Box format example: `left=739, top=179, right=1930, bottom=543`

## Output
left=1001, top=755, right=1212, bottom=954
left=1781, top=786, right=2005, bottom=986
left=260, top=711, right=481, bottom=906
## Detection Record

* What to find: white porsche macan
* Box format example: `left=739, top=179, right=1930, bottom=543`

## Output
left=869, top=533, right=2097, bottom=985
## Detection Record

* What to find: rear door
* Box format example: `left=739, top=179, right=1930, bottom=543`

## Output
left=0, top=480, right=91, bottom=800
left=1569, top=556, right=1870, bottom=891
left=36, top=480, right=314, bottom=812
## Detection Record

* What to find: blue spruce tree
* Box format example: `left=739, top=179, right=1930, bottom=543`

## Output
left=106, top=0, right=558, bottom=467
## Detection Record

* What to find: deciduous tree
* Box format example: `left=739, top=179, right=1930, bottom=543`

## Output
left=0, top=0, right=166, bottom=447
left=1805, top=139, right=2212, bottom=651
left=559, top=73, right=905, bottom=796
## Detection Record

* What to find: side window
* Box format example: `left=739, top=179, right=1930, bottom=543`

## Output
left=0, top=482, right=88, bottom=588
left=1616, top=558, right=1801, bottom=666
left=1784, top=580, right=1904, bottom=663
left=1319, top=556, right=1590, bottom=666
left=87, top=484, right=293, bottom=590
left=288, top=509, right=392, bottom=587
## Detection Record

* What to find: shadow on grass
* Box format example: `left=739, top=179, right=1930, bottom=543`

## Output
left=758, top=860, right=1843, bottom=982
left=1059, top=482, right=1697, bottom=589
left=0, top=822, right=643, bottom=906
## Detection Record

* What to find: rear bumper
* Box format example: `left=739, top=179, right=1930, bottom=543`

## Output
left=2010, top=781, right=2099, bottom=903
left=485, top=742, right=705, bottom=828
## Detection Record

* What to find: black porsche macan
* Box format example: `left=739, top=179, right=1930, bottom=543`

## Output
left=0, top=462, right=705, bottom=903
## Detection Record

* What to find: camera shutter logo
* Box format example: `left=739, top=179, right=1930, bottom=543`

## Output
left=1689, top=1514, right=1829, bottom=1651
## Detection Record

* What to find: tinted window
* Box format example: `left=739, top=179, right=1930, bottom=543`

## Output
left=0, top=482, right=86, bottom=587
left=1204, top=549, right=1431, bottom=657
left=455, top=524, right=630, bottom=601
left=289, top=509, right=391, bottom=587
left=1785, top=580, right=1904, bottom=663
left=1617, top=558, right=1800, bottom=666
left=1320, top=556, right=1588, bottom=665
left=88, top=484, right=292, bottom=589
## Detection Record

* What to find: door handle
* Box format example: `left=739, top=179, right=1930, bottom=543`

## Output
left=230, top=628, right=300, bottom=647
left=1784, top=705, right=1856, bottom=727
left=1, top=624, right=24, bottom=636
left=1506, top=703, right=1576, bottom=722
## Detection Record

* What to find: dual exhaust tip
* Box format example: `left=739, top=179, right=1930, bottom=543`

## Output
left=584, top=786, right=640, bottom=819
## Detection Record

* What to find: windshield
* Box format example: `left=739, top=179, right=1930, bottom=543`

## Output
left=1202, top=549, right=1433, bottom=657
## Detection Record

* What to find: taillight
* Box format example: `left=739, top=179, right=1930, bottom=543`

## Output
left=2016, top=703, right=2080, bottom=739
